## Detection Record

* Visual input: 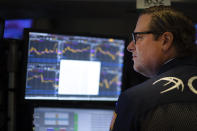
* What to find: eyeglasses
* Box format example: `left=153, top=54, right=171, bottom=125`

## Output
left=131, top=31, right=163, bottom=44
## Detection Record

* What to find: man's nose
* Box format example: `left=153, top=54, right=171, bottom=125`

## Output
left=127, top=41, right=135, bottom=53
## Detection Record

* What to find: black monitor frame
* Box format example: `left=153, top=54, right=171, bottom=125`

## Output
left=21, top=29, right=127, bottom=104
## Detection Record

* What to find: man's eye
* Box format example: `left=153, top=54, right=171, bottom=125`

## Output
left=135, top=35, right=143, bottom=41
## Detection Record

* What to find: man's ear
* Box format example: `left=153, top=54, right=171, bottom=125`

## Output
left=162, top=32, right=174, bottom=52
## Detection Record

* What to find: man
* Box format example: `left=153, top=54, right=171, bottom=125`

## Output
left=110, top=5, right=197, bottom=131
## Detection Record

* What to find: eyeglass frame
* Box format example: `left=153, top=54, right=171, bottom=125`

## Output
left=131, top=31, right=164, bottom=44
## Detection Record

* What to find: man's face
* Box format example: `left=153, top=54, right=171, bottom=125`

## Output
left=127, top=14, right=164, bottom=77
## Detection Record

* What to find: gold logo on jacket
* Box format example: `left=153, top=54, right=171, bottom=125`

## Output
left=153, top=76, right=197, bottom=94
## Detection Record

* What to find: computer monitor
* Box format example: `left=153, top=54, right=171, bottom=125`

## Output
left=23, top=30, right=126, bottom=101
left=4, top=19, right=33, bottom=39
left=33, top=107, right=113, bottom=131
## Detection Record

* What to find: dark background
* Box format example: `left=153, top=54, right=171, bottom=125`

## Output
left=0, top=0, right=196, bottom=131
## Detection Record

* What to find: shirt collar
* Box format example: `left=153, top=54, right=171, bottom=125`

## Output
left=157, top=56, right=197, bottom=75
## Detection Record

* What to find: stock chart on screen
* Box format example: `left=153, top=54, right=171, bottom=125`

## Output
left=24, top=31, right=125, bottom=101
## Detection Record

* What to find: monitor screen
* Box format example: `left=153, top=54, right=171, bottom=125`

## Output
left=24, top=30, right=125, bottom=101
left=33, top=107, right=113, bottom=131
left=4, top=19, right=33, bottom=39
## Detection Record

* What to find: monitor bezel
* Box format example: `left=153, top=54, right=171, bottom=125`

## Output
left=21, top=28, right=127, bottom=104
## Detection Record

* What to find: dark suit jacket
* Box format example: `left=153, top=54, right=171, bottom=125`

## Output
left=112, top=57, right=197, bottom=131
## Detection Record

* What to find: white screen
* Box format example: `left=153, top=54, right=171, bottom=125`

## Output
left=59, top=60, right=101, bottom=95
